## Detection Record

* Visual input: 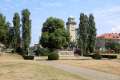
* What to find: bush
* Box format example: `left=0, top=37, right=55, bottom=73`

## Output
left=23, top=55, right=34, bottom=60
left=102, top=55, right=117, bottom=59
left=35, top=48, right=50, bottom=56
left=92, top=53, right=102, bottom=60
left=16, top=47, right=23, bottom=53
left=12, top=49, right=15, bottom=53
left=48, top=52, right=59, bottom=60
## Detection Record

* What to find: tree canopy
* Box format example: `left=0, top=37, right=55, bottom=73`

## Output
left=0, top=13, right=8, bottom=46
left=22, top=9, right=31, bottom=53
left=87, top=14, right=96, bottom=53
left=40, top=17, right=70, bottom=50
left=78, top=13, right=89, bottom=55
left=13, top=12, right=21, bottom=50
left=78, top=13, right=96, bottom=55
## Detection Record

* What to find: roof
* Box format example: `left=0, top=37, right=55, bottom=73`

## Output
left=97, top=33, right=120, bottom=40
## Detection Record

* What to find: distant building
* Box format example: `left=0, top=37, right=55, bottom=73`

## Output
left=97, top=33, right=120, bottom=43
left=66, top=16, right=77, bottom=43
left=75, top=28, right=79, bottom=41
left=96, top=33, right=120, bottom=51
left=97, top=33, right=120, bottom=39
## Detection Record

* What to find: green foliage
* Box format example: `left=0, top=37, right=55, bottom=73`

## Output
left=0, top=13, right=8, bottom=46
left=87, top=14, right=96, bottom=53
left=7, top=22, right=15, bottom=48
left=22, top=9, right=31, bottom=53
left=35, top=48, right=50, bottom=56
left=78, top=13, right=96, bottom=56
left=78, top=13, right=89, bottom=56
left=0, top=12, right=21, bottom=50
left=16, top=47, right=23, bottom=53
left=102, top=54, right=117, bottom=59
left=40, top=32, right=49, bottom=48
left=13, top=12, right=21, bottom=50
left=40, top=17, right=70, bottom=50
left=48, top=51, right=59, bottom=60
left=42, top=17, right=64, bottom=32
left=23, top=55, right=34, bottom=60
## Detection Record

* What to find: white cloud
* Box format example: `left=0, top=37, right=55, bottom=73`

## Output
left=92, top=5, right=120, bottom=34
left=112, top=25, right=120, bottom=33
left=94, top=6, right=120, bottom=18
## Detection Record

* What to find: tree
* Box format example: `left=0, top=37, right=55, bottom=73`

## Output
left=40, top=32, right=49, bottom=48
left=21, top=9, right=31, bottom=54
left=13, top=13, right=21, bottom=50
left=87, top=14, right=96, bottom=53
left=7, top=22, right=15, bottom=48
left=40, top=17, right=70, bottom=50
left=78, top=13, right=89, bottom=56
left=0, top=13, right=8, bottom=46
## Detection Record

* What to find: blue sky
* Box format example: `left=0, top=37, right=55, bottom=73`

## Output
left=0, top=0, right=120, bottom=46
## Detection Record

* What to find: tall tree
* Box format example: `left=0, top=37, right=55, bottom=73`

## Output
left=21, top=9, right=31, bottom=54
left=78, top=13, right=89, bottom=56
left=40, top=17, right=70, bottom=50
left=13, top=12, right=21, bottom=50
left=0, top=13, right=8, bottom=46
left=7, top=22, right=15, bottom=48
left=88, top=14, right=96, bottom=53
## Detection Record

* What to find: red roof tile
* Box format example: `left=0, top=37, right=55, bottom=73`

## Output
left=97, top=33, right=120, bottom=40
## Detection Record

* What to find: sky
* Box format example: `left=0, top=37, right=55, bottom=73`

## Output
left=0, top=0, right=120, bottom=46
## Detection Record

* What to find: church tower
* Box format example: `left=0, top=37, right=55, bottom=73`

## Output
left=66, top=16, right=76, bottom=42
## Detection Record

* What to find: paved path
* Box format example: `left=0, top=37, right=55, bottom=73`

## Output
left=41, top=61, right=120, bottom=80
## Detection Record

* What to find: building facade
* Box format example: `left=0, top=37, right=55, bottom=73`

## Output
left=66, top=16, right=77, bottom=43
left=96, top=33, right=120, bottom=44
left=96, top=33, right=120, bottom=51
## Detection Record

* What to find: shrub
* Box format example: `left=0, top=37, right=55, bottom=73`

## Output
left=102, top=55, right=117, bottom=59
left=92, top=53, right=102, bottom=60
left=16, top=47, right=23, bottom=53
left=23, top=55, right=34, bottom=60
left=35, top=48, right=50, bottom=56
left=48, top=51, right=59, bottom=60
left=11, top=49, right=15, bottom=53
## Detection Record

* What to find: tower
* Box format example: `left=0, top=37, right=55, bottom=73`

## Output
left=66, top=16, right=76, bottom=42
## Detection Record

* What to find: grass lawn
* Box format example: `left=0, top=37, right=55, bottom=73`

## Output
left=0, top=60, right=87, bottom=80
left=55, top=60, right=120, bottom=75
